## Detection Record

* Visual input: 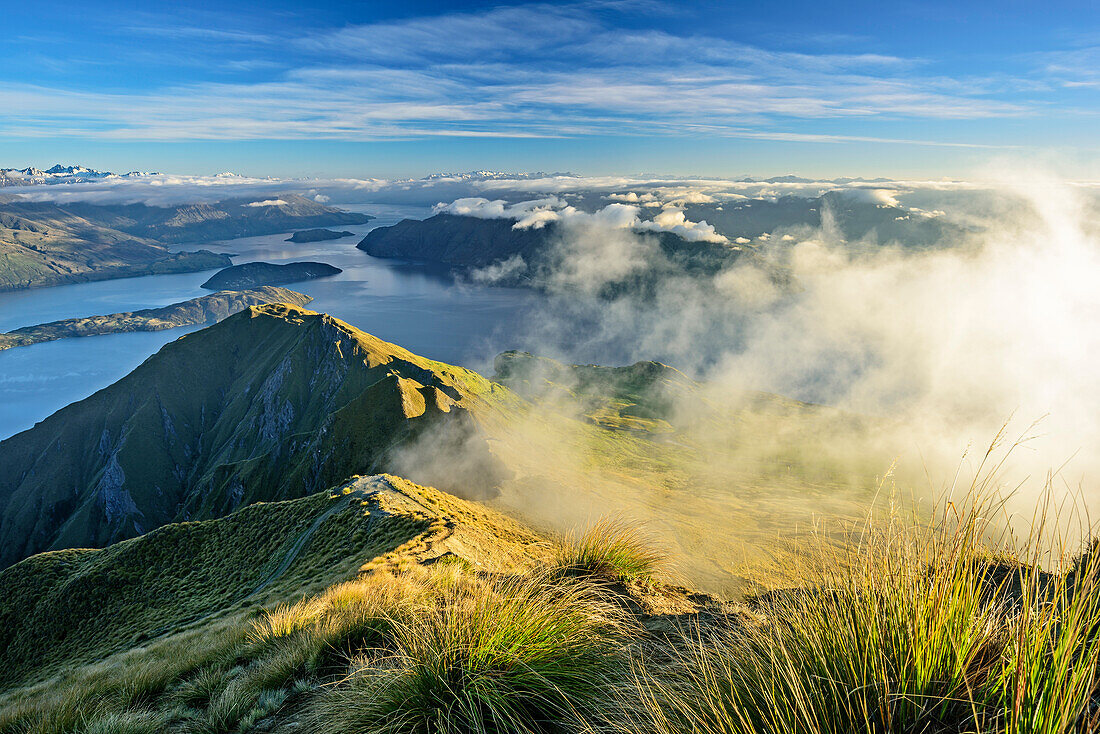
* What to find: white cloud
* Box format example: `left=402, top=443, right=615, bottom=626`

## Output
left=836, top=188, right=902, bottom=207
left=607, top=191, right=657, bottom=203
left=435, top=196, right=566, bottom=229
left=433, top=196, right=727, bottom=242
left=245, top=198, right=289, bottom=207
left=0, top=170, right=993, bottom=213
left=636, top=207, right=728, bottom=242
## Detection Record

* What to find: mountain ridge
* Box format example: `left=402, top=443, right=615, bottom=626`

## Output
left=0, top=304, right=509, bottom=569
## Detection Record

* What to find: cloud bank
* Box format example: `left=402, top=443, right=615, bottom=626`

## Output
left=435, top=196, right=728, bottom=242
left=479, top=174, right=1100, bottom=524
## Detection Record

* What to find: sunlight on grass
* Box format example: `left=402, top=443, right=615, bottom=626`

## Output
left=554, top=515, right=668, bottom=585
left=632, top=435, right=1100, bottom=734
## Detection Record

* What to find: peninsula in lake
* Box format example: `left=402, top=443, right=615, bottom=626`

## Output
left=0, top=188, right=371, bottom=291
left=0, top=287, right=312, bottom=351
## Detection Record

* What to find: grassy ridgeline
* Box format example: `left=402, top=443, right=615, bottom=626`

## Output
left=2, top=467, right=1099, bottom=733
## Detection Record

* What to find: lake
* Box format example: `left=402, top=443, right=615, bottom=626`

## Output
left=0, top=204, right=548, bottom=440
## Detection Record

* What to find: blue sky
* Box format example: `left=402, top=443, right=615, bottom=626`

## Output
left=2, top=0, right=1099, bottom=178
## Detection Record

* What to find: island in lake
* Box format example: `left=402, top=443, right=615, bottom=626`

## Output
left=200, top=261, right=343, bottom=289
left=0, top=286, right=313, bottom=351
left=286, top=228, right=356, bottom=243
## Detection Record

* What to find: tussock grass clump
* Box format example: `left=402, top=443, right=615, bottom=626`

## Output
left=635, top=442, right=1100, bottom=734
left=309, top=571, right=635, bottom=734
left=555, top=516, right=667, bottom=585
left=248, top=572, right=430, bottom=672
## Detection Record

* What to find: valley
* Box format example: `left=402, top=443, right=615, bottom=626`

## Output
left=0, top=178, right=1091, bottom=733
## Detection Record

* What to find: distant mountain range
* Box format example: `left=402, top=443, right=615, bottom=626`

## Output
left=0, top=164, right=904, bottom=191
left=0, top=164, right=160, bottom=186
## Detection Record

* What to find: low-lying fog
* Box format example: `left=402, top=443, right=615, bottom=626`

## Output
left=3, top=170, right=1096, bottom=575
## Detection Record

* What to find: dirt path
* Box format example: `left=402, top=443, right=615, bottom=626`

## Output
left=144, top=488, right=372, bottom=640
left=242, top=487, right=370, bottom=600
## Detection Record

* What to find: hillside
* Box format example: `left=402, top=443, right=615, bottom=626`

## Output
left=0, top=305, right=882, bottom=592
left=359, top=213, right=553, bottom=271
left=4, top=468, right=1088, bottom=734
left=0, top=193, right=371, bottom=291
left=0, top=473, right=550, bottom=689
left=0, top=209, right=229, bottom=291
left=0, top=304, right=511, bottom=569
left=0, top=472, right=731, bottom=733
left=0, top=287, right=313, bottom=350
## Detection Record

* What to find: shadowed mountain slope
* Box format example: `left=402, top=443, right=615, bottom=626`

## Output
left=0, top=304, right=510, bottom=569
left=357, top=213, right=778, bottom=296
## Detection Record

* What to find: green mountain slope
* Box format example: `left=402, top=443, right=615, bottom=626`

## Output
left=0, top=473, right=544, bottom=692
left=0, top=302, right=884, bottom=594
left=0, top=304, right=510, bottom=569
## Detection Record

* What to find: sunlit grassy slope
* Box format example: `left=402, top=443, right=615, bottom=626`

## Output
left=0, top=473, right=546, bottom=698
left=3, top=465, right=1098, bottom=734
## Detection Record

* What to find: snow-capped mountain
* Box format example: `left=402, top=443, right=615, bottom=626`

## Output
left=0, top=164, right=160, bottom=187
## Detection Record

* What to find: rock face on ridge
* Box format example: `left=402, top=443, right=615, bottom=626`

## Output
left=0, top=304, right=510, bottom=568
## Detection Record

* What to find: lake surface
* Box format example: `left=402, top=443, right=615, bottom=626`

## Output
left=0, top=203, right=548, bottom=440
